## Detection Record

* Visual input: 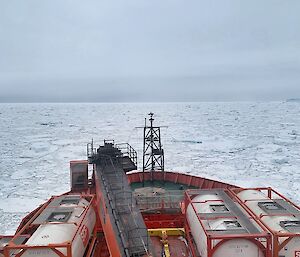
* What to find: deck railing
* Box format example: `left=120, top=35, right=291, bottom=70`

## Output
left=87, top=141, right=137, bottom=169
left=135, top=191, right=185, bottom=212
left=116, top=143, right=138, bottom=167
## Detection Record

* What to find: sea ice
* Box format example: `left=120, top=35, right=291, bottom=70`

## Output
left=0, top=102, right=300, bottom=234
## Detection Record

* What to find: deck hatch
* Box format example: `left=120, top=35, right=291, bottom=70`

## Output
left=224, top=220, right=242, bottom=229
left=210, top=204, right=229, bottom=213
left=60, top=198, right=80, bottom=206
left=47, top=211, right=72, bottom=223
left=279, top=220, right=300, bottom=232
left=258, top=201, right=286, bottom=213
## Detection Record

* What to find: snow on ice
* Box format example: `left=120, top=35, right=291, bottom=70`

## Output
left=0, top=101, right=300, bottom=234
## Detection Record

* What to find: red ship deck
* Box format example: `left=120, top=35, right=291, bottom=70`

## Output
left=0, top=170, right=238, bottom=257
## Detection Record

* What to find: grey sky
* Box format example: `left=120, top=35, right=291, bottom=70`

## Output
left=0, top=0, right=300, bottom=102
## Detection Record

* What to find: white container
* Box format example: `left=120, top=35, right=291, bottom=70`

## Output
left=22, top=197, right=96, bottom=257
left=237, top=189, right=300, bottom=257
left=186, top=193, right=265, bottom=257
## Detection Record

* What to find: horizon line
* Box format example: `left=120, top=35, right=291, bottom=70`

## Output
left=0, top=99, right=297, bottom=104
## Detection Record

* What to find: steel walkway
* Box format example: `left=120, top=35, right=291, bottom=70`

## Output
left=91, top=142, right=151, bottom=257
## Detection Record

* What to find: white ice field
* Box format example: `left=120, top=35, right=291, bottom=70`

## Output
left=0, top=101, right=300, bottom=234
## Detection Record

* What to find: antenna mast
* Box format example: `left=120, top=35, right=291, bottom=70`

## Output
left=142, top=113, right=165, bottom=184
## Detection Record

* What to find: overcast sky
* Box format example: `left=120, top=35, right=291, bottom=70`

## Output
left=0, top=0, right=299, bottom=102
